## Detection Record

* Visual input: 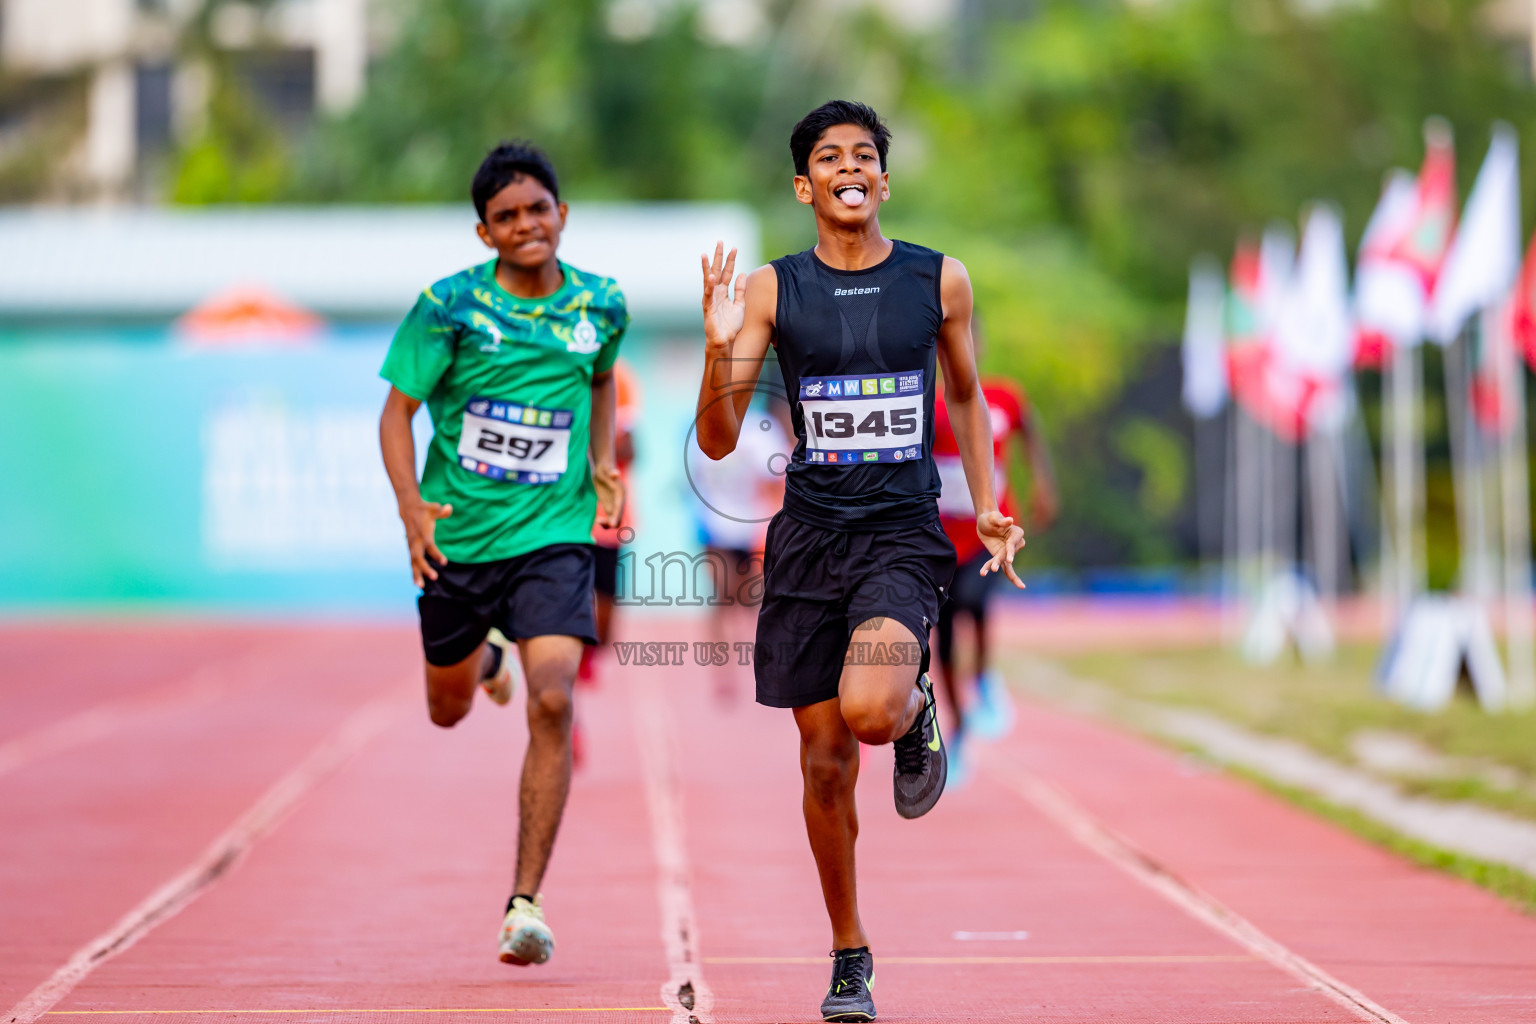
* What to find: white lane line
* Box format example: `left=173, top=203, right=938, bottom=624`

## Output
left=981, top=748, right=1411, bottom=1024
left=630, top=678, right=713, bottom=1024
left=0, top=667, right=233, bottom=780
left=4, top=690, right=409, bottom=1024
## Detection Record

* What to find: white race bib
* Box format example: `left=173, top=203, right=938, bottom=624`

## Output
left=457, top=396, right=571, bottom=484
left=798, top=370, right=925, bottom=467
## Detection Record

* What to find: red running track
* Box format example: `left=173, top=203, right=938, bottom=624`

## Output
left=3, top=618, right=1536, bottom=1024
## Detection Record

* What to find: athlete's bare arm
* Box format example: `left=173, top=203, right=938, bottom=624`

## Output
left=696, top=243, right=777, bottom=459
left=588, top=368, right=624, bottom=528
left=380, top=386, right=451, bottom=587
left=935, top=256, right=1026, bottom=588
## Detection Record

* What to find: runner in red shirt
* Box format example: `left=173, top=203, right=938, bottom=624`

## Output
left=931, top=374, right=1057, bottom=781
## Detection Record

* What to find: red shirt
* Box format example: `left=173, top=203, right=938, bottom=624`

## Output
left=931, top=379, right=1029, bottom=563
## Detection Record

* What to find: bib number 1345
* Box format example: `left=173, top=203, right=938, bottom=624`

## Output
left=810, top=406, right=917, bottom=440
left=798, top=370, right=925, bottom=466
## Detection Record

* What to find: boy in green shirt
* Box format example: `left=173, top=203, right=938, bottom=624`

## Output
left=379, top=141, right=627, bottom=968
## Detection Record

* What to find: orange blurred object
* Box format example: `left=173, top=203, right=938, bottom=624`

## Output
left=176, top=284, right=324, bottom=345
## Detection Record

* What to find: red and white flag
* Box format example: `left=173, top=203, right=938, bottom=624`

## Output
left=1354, top=121, right=1458, bottom=360
left=1354, top=169, right=1420, bottom=366
left=1274, top=204, right=1354, bottom=433
left=1227, top=227, right=1312, bottom=440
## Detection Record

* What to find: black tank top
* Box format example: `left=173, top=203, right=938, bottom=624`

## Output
left=771, top=239, right=944, bottom=530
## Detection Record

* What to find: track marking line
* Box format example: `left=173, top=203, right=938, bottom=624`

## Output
left=43, top=1009, right=669, bottom=1016
left=630, top=678, right=713, bottom=1024
left=705, top=955, right=1258, bottom=965
left=5, top=690, right=411, bottom=1024
left=0, top=666, right=234, bottom=781
left=980, top=747, right=1411, bottom=1024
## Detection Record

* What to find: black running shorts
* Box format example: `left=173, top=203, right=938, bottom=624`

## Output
left=593, top=543, right=619, bottom=599
left=754, top=512, right=956, bottom=709
left=946, top=548, right=997, bottom=616
left=417, top=543, right=598, bottom=667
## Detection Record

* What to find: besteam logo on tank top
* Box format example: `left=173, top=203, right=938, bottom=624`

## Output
left=832, top=286, right=880, bottom=296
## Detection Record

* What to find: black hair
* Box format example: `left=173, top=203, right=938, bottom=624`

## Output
left=789, top=100, right=891, bottom=177
left=472, top=141, right=560, bottom=222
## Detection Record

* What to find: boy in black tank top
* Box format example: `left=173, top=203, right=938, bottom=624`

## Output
left=693, top=100, right=1025, bottom=1024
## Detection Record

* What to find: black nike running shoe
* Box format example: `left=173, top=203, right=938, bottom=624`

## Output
left=892, top=672, right=946, bottom=819
left=820, top=946, right=876, bottom=1022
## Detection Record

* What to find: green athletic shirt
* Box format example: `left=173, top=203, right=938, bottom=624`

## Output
left=381, top=258, right=628, bottom=564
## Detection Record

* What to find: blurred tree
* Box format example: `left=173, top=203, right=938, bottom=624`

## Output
left=0, top=72, right=90, bottom=202
left=198, top=0, right=1536, bottom=570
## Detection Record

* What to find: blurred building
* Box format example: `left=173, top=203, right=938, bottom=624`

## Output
left=0, top=202, right=759, bottom=610
left=0, top=0, right=370, bottom=199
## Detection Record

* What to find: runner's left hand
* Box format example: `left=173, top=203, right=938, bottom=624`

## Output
left=976, top=510, right=1026, bottom=589
left=593, top=463, right=625, bottom=530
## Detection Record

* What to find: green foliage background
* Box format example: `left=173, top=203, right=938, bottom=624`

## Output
left=169, top=0, right=1536, bottom=571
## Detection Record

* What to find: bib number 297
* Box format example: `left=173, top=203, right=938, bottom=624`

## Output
left=457, top=396, right=572, bottom=485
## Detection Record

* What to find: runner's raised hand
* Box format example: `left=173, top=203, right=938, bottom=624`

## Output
left=402, top=499, right=452, bottom=587
left=701, top=241, right=747, bottom=354
left=976, top=510, right=1026, bottom=589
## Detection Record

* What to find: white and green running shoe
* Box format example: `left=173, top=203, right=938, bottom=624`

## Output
left=499, top=894, right=554, bottom=965
left=481, top=628, right=518, bottom=707
left=820, top=946, right=876, bottom=1022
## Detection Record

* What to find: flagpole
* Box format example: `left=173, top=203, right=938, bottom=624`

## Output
left=1278, top=431, right=1298, bottom=587
left=1469, top=330, right=1498, bottom=602
left=1306, top=422, right=1341, bottom=609
left=1344, top=382, right=1383, bottom=592
left=1222, top=403, right=1243, bottom=643
left=1445, top=332, right=1473, bottom=595
left=1379, top=349, right=1397, bottom=631
left=1194, top=412, right=1223, bottom=588
left=1492, top=305, right=1535, bottom=706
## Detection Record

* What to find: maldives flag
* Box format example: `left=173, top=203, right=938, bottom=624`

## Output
left=1389, top=120, right=1458, bottom=298
left=1227, top=229, right=1311, bottom=441
left=1226, top=235, right=1268, bottom=420
left=1353, top=121, right=1458, bottom=364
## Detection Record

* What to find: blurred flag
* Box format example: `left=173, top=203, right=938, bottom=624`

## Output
left=1225, top=235, right=1266, bottom=418
left=1274, top=205, right=1353, bottom=432
left=1227, top=227, right=1306, bottom=440
left=1354, top=121, right=1457, bottom=361
left=1182, top=255, right=1227, bottom=419
left=1354, top=169, right=1422, bottom=365
left=1389, top=119, right=1458, bottom=297
left=1506, top=232, right=1536, bottom=368
left=1429, top=123, right=1521, bottom=346
left=1468, top=323, right=1519, bottom=436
